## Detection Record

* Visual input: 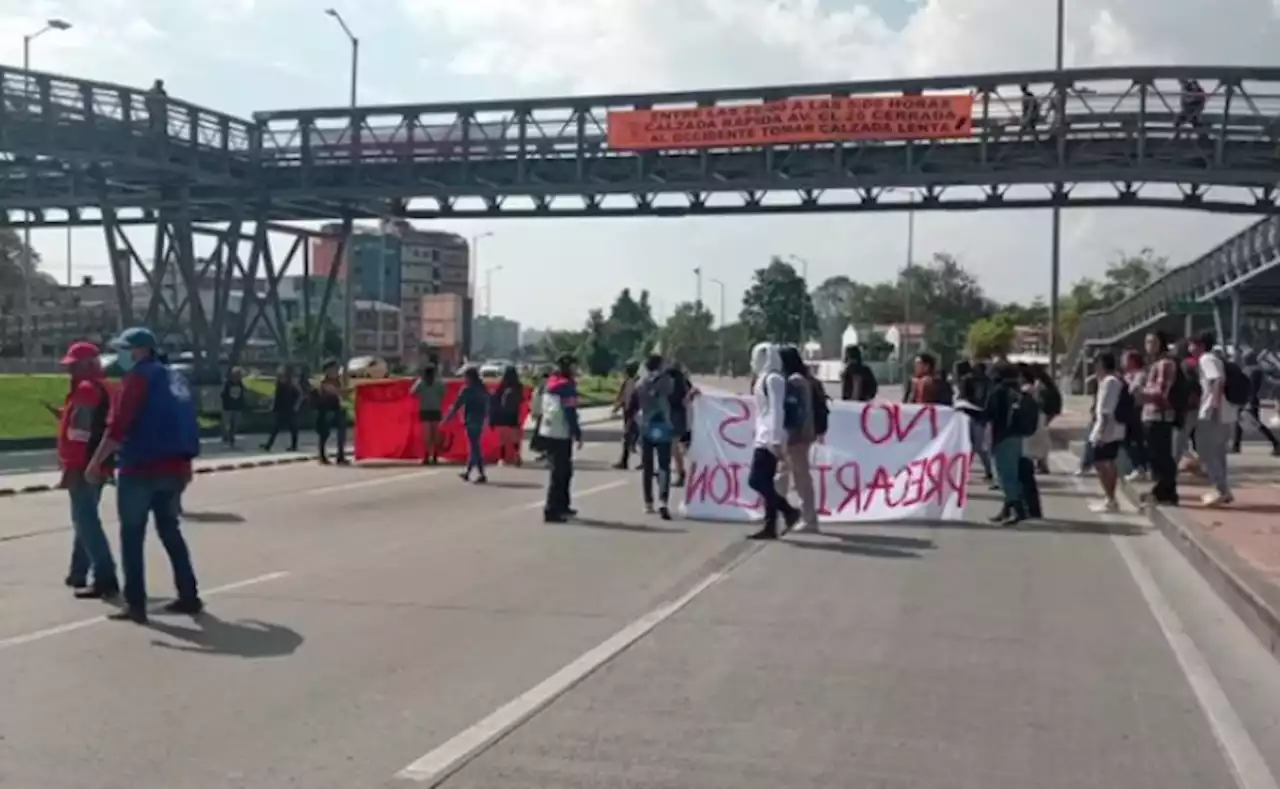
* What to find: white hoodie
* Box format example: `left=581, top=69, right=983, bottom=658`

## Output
left=750, top=342, right=787, bottom=449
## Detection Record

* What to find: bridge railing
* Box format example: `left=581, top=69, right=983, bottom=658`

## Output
left=1064, top=215, right=1280, bottom=370
left=250, top=65, right=1280, bottom=165
left=0, top=65, right=254, bottom=154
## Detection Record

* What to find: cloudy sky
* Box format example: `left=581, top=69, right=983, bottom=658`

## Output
left=3, top=0, right=1277, bottom=330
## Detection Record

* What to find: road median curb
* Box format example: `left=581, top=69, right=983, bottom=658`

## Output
left=0, top=454, right=314, bottom=498
left=1122, top=477, right=1280, bottom=664
left=1066, top=440, right=1280, bottom=663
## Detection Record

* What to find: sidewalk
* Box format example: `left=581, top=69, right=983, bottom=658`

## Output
left=1117, top=442, right=1280, bottom=661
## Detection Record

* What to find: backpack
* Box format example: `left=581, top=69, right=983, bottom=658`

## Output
left=1224, top=361, right=1252, bottom=407
left=636, top=375, right=674, bottom=444
left=1115, top=381, right=1138, bottom=428
left=810, top=382, right=830, bottom=437
left=1039, top=382, right=1063, bottom=419
left=935, top=376, right=954, bottom=406
left=1167, top=359, right=1194, bottom=415
left=782, top=377, right=808, bottom=434
left=1008, top=389, right=1040, bottom=437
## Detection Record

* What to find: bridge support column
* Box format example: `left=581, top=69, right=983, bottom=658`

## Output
left=1229, top=288, right=1242, bottom=357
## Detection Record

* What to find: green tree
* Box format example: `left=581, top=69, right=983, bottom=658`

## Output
left=715, top=322, right=755, bottom=376
left=861, top=328, right=895, bottom=362
left=604, top=287, right=657, bottom=363
left=580, top=309, right=616, bottom=376
left=899, top=252, right=995, bottom=367
left=1098, top=248, right=1168, bottom=304
left=658, top=301, right=718, bottom=373
left=739, top=257, right=818, bottom=344
left=288, top=315, right=343, bottom=361
left=966, top=314, right=1018, bottom=359
left=541, top=329, right=587, bottom=359
left=812, top=275, right=861, bottom=356
left=0, top=226, right=56, bottom=314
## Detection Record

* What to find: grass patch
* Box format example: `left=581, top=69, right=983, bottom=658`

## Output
left=0, top=373, right=618, bottom=440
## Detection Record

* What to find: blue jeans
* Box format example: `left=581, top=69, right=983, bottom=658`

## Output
left=465, top=423, right=485, bottom=474
left=117, top=473, right=199, bottom=610
left=992, top=437, right=1023, bottom=505
left=67, top=480, right=117, bottom=587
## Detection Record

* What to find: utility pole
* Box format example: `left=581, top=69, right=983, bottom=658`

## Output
left=325, top=8, right=359, bottom=379
left=693, top=267, right=703, bottom=309
left=1048, top=0, right=1066, bottom=382
left=19, top=18, right=72, bottom=363
left=903, top=196, right=916, bottom=384
left=711, top=278, right=726, bottom=375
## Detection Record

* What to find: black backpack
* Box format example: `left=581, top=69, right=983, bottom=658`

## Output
left=1039, top=382, right=1063, bottom=419
left=1009, top=389, right=1040, bottom=437
left=810, top=384, right=830, bottom=437
left=1224, top=361, right=1252, bottom=407
left=781, top=377, right=808, bottom=433
left=1115, top=382, right=1139, bottom=428
left=1167, top=360, right=1194, bottom=415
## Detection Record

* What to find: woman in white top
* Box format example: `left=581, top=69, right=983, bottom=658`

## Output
left=1089, top=351, right=1130, bottom=513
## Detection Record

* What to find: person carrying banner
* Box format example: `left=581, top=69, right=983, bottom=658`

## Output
left=539, top=354, right=584, bottom=522
left=491, top=365, right=525, bottom=466
left=777, top=345, right=823, bottom=533
left=954, top=360, right=993, bottom=485
left=985, top=362, right=1031, bottom=525
left=410, top=363, right=446, bottom=465
left=446, top=366, right=491, bottom=483
left=746, top=342, right=801, bottom=540
left=634, top=354, right=675, bottom=520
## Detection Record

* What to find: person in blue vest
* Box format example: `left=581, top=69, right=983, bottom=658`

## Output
left=85, top=327, right=203, bottom=624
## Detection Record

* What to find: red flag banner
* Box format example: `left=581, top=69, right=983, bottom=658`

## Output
left=353, top=379, right=532, bottom=463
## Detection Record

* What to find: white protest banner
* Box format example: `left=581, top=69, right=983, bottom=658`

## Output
left=682, top=391, right=973, bottom=522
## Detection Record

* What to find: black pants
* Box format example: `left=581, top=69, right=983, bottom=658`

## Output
left=317, top=410, right=347, bottom=462
left=264, top=410, right=299, bottom=451
left=746, top=447, right=797, bottom=531
left=1125, top=420, right=1148, bottom=472
left=1144, top=420, right=1179, bottom=504
left=1017, top=457, right=1042, bottom=519
left=619, top=418, right=638, bottom=466
left=1234, top=404, right=1280, bottom=451
left=641, top=439, right=672, bottom=506
left=544, top=438, right=574, bottom=516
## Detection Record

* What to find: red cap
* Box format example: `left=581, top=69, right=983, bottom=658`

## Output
left=60, top=341, right=100, bottom=366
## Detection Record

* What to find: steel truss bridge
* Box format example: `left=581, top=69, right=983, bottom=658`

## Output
left=2, top=63, right=1280, bottom=369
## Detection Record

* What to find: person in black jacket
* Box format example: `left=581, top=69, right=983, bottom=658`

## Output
left=840, top=345, right=877, bottom=402
left=1233, top=352, right=1280, bottom=455
left=954, top=360, right=993, bottom=483
left=220, top=367, right=246, bottom=448
left=262, top=366, right=302, bottom=452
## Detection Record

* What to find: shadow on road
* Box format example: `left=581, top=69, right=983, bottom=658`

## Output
left=180, top=511, right=246, bottom=524
left=147, top=614, right=304, bottom=659
left=557, top=517, right=688, bottom=534
left=788, top=533, right=930, bottom=559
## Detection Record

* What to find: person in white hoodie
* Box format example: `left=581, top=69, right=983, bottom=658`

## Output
left=746, top=342, right=801, bottom=540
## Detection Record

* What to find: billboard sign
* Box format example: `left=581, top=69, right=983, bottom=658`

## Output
left=607, top=94, right=974, bottom=151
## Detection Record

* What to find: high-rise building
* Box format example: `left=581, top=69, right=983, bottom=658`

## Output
left=472, top=315, right=521, bottom=360
left=311, top=221, right=473, bottom=366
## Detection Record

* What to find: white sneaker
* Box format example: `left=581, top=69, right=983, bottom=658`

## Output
left=1089, top=500, right=1120, bottom=513
left=1200, top=492, right=1232, bottom=508
left=791, top=521, right=820, bottom=534
left=1124, top=470, right=1147, bottom=483
left=643, top=503, right=656, bottom=515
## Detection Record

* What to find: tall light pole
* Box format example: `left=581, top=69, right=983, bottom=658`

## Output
left=480, top=264, right=503, bottom=359
left=324, top=7, right=358, bottom=377
left=710, top=278, right=727, bottom=375
left=902, top=195, right=917, bottom=383
left=1048, top=0, right=1066, bottom=382
left=693, top=267, right=703, bottom=308
left=788, top=254, right=810, bottom=346
left=470, top=232, right=493, bottom=303
left=20, top=18, right=72, bottom=361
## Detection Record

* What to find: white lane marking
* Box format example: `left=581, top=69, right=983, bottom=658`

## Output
left=514, top=479, right=629, bottom=511
left=0, top=571, right=291, bottom=652
left=304, top=469, right=445, bottom=496
left=1054, top=453, right=1278, bottom=789
left=395, top=544, right=759, bottom=785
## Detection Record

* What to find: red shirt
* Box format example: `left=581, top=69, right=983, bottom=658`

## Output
left=57, top=376, right=113, bottom=473
left=107, top=370, right=193, bottom=477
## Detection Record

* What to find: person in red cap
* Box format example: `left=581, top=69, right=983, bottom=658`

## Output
left=55, top=341, right=119, bottom=599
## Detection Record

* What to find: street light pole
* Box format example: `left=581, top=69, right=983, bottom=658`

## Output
left=19, top=18, right=72, bottom=363
left=325, top=8, right=358, bottom=377
left=903, top=196, right=916, bottom=383
left=1048, top=0, right=1066, bottom=382
left=710, top=278, right=727, bottom=375
left=693, top=267, right=703, bottom=309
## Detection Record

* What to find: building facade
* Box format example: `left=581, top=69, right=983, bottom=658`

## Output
left=472, top=315, right=521, bottom=360
left=311, top=221, right=473, bottom=366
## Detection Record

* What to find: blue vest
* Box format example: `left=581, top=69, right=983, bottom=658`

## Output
left=117, top=360, right=201, bottom=471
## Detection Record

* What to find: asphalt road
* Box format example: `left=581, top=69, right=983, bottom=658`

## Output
left=1, top=442, right=1278, bottom=789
